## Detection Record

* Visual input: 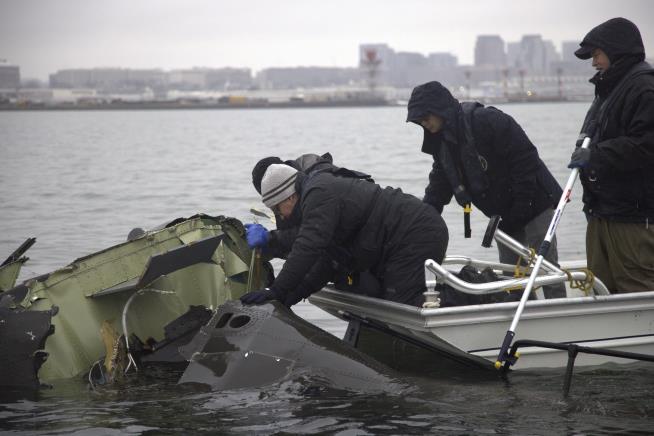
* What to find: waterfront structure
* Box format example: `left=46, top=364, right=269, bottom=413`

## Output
left=50, top=67, right=249, bottom=93
left=14, top=32, right=599, bottom=106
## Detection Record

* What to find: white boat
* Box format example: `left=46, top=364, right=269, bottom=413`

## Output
left=309, top=226, right=654, bottom=372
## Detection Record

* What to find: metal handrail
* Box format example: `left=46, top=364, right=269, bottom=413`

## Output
left=427, top=226, right=609, bottom=300
left=425, top=259, right=588, bottom=295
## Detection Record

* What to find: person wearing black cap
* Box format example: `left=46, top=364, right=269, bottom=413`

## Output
left=406, top=81, right=565, bottom=298
left=567, top=17, right=654, bottom=293
left=240, top=163, right=449, bottom=307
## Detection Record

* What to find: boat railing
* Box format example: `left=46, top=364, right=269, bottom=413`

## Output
left=423, top=226, right=610, bottom=306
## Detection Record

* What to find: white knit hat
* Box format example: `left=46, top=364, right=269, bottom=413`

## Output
left=261, top=164, right=298, bottom=208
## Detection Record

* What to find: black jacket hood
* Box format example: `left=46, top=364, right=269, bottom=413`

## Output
left=406, top=81, right=460, bottom=126
left=575, top=17, right=645, bottom=63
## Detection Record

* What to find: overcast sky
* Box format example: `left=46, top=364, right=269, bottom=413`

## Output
left=1, top=0, right=653, bottom=80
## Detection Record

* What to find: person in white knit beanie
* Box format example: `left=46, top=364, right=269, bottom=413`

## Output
left=260, top=163, right=299, bottom=212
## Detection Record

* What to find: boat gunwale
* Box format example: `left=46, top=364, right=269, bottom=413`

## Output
left=310, top=287, right=654, bottom=331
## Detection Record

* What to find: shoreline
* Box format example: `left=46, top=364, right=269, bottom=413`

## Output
left=0, top=95, right=592, bottom=111
left=0, top=99, right=395, bottom=111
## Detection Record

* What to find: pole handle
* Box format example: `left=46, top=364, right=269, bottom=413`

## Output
left=495, top=330, right=515, bottom=369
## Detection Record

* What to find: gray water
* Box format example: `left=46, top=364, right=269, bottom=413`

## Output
left=1, top=105, right=653, bottom=434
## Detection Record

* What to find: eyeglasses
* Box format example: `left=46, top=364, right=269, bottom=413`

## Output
left=271, top=194, right=293, bottom=216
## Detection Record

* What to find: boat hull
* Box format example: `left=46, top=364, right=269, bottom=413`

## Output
left=309, top=287, right=654, bottom=370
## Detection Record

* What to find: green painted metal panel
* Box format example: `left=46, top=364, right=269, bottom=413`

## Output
left=0, top=261, right=23, bottom=291
left=19, top=215, right=265, bottom=381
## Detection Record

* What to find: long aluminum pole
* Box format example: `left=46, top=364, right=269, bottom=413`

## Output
left=495, top=136, right=592, bottom=369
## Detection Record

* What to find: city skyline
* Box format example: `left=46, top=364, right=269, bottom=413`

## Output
left=1, top=0, right=653, bottom=81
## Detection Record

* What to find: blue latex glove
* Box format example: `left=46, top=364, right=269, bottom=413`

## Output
left=567, top=147, right=591, bottom=169
left=240, top=288, right=279, bottom=305
left=244, top=223, right=269, bottom=249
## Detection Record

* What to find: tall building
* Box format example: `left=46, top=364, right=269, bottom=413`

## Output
left=474, top=35, right=506, bottom=67
left=507, top=42, right=521, bottom=69
left=0, top=64, right=20, bottom=89
left=520, top=35, right=547, bottom=73
left=561, top=41, right=580, bottom=62
left=555, top=41, right=593, bottom=76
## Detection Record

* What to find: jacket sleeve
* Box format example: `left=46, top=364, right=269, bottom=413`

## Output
left=423, top=157, right=453, bottom=214
left=266, top=227, right=298, bottom=259
left=490, top=109, right=542, bottom=202
left=280, top=256, right=335, bottom=306
left=590, top=87, right=654, bottom=173
left=270, top=185, right=340, bottom=296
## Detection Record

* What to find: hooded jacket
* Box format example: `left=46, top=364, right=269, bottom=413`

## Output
left=407, top=81, right=562, bottom=232
left=575, top=18, right=654, bottom=222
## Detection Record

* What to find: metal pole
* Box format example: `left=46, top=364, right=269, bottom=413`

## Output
left=495, top=136, right=592, bottom=369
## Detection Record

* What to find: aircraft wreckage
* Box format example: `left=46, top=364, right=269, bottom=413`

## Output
left=0, top=213, right=402, bottom=393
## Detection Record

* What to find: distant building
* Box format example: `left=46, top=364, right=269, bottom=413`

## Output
left=554, top=41, right=593, bottom=76
left=167, top=69, right=206, bottom=89
left=49, top=67, right=250, bottom=93
left=0, top=64, right=20, bottom=89
left=256, top=67, right=358, bottom=89
left=50, top=68, right=165, bottom=92
left=474, top=35, right=506, bottom=67
left=358, top=44, right=395, bottom=71
left=543, top=40, right=560, bottom=65
left=358, top=43, right=395, bottom=89
left=204, top=68, right=252, bottom=90
left=358, top=43, right=461, bottom=88
left=126, top=69, right=167, bottom=88
left=428, top=52, right=458, bottom=69
left=387, top=51, right=428, bottom=86
left=517, top=35, right=548, bottom=73
left=561, top=41, right=580, bottom=63
left=49, top=69, right=92, bottom=88
left=506, top=42, right=521, bottom=69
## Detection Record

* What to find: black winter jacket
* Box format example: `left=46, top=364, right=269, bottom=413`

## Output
left=270, top=172, right=441, bottom=296
left=407, top=82, right=562, bottom=232
left=266, top=153, right=373, bottom=258
left=575, top=18, right=654, bottom=222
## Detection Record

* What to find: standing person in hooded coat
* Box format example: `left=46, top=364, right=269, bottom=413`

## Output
left=240, top=163, right=449, bottom=307
left=567, top=17, right=654, bottom=293
left=407, top=81, right=565, bottom=298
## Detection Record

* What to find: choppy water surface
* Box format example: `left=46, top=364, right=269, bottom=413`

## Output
left=1, top=104, right=653, bottom=434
